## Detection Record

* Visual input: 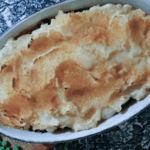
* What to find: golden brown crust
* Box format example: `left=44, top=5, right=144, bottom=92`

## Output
left=1, top=4, right=150, bottom=132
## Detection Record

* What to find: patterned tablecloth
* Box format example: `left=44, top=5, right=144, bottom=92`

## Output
left=0, top=0, right=150, bottom=149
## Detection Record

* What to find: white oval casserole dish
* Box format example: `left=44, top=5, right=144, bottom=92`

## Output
left=0, top=0, right=150, bottom=143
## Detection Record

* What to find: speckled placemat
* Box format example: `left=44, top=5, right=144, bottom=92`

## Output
left=0, top=0, right=150, bottom=150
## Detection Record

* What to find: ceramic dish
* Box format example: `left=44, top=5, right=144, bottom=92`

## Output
left=0, top=0, right=150, bottom=143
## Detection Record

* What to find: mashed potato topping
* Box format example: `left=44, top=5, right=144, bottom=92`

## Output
left=0, top=4, right=150, bottom=132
